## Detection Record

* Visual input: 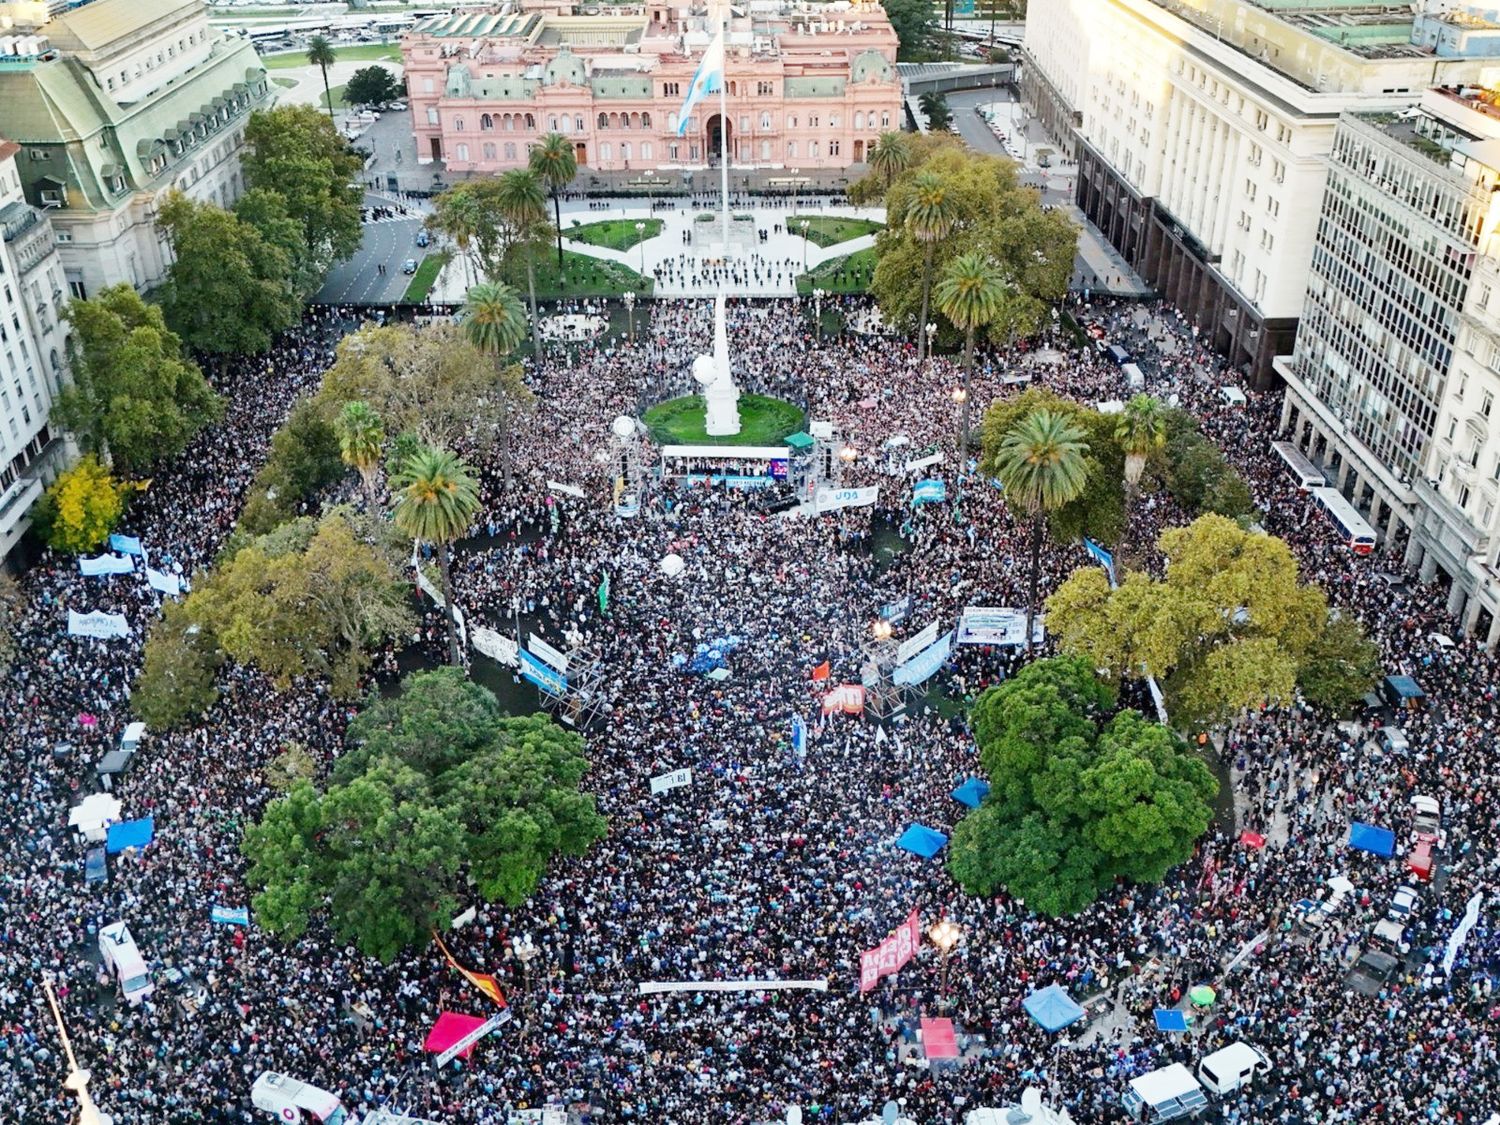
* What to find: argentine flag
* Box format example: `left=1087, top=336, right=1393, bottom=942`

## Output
left=676, top=29, right=725, bottom=136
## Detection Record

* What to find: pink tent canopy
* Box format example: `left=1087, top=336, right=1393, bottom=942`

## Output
left=920, top=1017, right=959, bottom=1060
left=424, top=1012, right=487, bottom=1060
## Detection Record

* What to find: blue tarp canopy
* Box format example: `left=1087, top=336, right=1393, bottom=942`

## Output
left=1023, top=984, right=1086, bottom=1032
left=105, top=816, right=154, bottom=854
left=896, top=824, right=949, bottom=858
left=1153, top=1009, right=1190, bottom=1032
left=1384, top=674, right=1425, bottom=701
left=1348, top=821, right=1395, bottom=857
left=951, top=778, right=991, bottom=809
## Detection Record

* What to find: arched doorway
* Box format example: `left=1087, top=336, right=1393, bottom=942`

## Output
left=574, top=141, right=587, bottom=166
left=853, top=139, right=865, bottom=162
left=706, top=114, right=731, bottom=165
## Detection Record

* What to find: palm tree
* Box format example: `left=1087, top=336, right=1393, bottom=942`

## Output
left=461, top=281, right=526, bottom=488
left=869, top=131, right=913, bottom=191
left=906, top=171, right=957, bottom=362
left=306, top=36, right=337, bottom=120
left=991, top=410, right=1091, bottom=652
left=334, top=400, right=385, bottom=512
left=428, top=186, right=484, bottom=288
left=934, top=252, right=1006, bottom=448
left=1115, top=393, right=1167, bottom=567
left=529, top=133, right=577, bottom=269
left=392, top=446, right=481, bottom=666
left=494, top=169, right=548, bottom=355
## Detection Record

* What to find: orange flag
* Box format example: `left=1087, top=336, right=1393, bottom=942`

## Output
left=811, top=660, right=831, bottom=682
left=432, top=931, right=508, bottom=1010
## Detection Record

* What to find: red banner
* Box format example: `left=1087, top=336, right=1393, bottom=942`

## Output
left=859, top=908, right=921, bottom=992
left=821, top=684, right=866, bottom=715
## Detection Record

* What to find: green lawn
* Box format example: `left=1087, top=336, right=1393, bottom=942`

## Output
left=508, top=249, right=653, bottom=299
left=797, top=247, right=877, bottom=296
left=262, top=45, right=401, bottom=69
left=565, top=218, right=663, bottom=251
left=402, top=255, right=441, bottom=303
left=789, top=215, right=884, bottom=248
left=643, top=394, right=804, bottom=446
left=318, top=83, right=350, bottom=110
left=271, top=77, right=297, bottom=90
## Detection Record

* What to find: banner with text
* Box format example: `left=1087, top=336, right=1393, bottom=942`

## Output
left=892, top=631, right=954, bottom=687
left=79, top=554, right=135, bottom=577
left=814, top=486, right=880, bottom=515
left=68, top=610, right=130, bottom=639
left=649, top=767, right=692, bottom=795
left=895, top=619, right=941, bottom=666
left=145, top=568, right=182, bottom=597
left=821, top=683, right=866, bottom=716
left=955, top=607, right=1044, bottom=647
left=859, top=908, right=921, bottom=992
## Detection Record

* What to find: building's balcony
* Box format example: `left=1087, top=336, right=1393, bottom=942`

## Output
left=1414, top=474, right=1490, bottom=559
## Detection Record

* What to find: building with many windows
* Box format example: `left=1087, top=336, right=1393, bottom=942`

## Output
left=1277, top=88, right=1500, bottom=641
left=400, top=0, right=902, bottom=175
left=1022, top=0, right=1500, bottom=387
left=0, top=0, right=274, bottom=299
left=0, top=137, right=69, bottom=567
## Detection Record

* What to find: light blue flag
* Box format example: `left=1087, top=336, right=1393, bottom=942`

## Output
left=676, top=29, right=725, bottom=136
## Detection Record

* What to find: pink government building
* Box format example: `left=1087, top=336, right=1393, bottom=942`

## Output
left=400, top=0, right=903, bottom=175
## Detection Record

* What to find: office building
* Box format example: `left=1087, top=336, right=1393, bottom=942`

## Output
left=1021, top=0, right=1500, bottom=387
left=0, top=0, right=275, bottom=298
left=400, top=0, right=902, bottom=176
left=0, top=137, right=69, bottom=567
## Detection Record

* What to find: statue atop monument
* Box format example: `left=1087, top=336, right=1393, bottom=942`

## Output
left=692, top=291, right=741, bottom=436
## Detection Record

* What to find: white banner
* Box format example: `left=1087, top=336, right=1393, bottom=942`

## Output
left=471, top=626, right=518, bottom=667
left=145, top=568, right=181, bottom=596
left=79, top=554, right=135, bottom=577
left=546, top=480, right=585, bottom=499
left=895, top=620, right=941, bottom=666
left=637, top=979, right=828, bottom=996
left=1443, top=891, right=1484, bottom=974
left=528, top=633, right=569, bottom=673
left=814, top=486, right=880, bottom=514
left=68, top=610, right=130, bottom=639
left=903, top=451, right=944, bottom=473
left=649, top=767, right=692, bottom=795
left=955, top=607, right=1044, bottom=647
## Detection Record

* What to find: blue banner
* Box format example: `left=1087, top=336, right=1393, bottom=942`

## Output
left=1082, top=538, right=1117, bottom=585
left=791, top=713, right=807, bottom=756
left=880, top=594, right=912, bottom=624
left=912, top=480, right=948, bottom=506
left=108, top=534, right=145, bottom=557
left=519, top=649, right=568, bottom=696
left=892, top=631, right=954, bottom=687
left=210, top=905, right=251, bottom=926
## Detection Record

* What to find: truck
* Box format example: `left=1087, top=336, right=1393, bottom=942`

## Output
left=251, top=1073, right=348, bottom=1125
left=98, top=920, right=154, bottom=1006
left=1122, top=1064, right=1210, bottom=1121
left=1197, top=1042, right=1270, bottom=1095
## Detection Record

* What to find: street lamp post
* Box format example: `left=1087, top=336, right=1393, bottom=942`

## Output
left=801, top=219, right=811, bottom=272
left=623, top=291, right=636, bottom=344
left=513, top=935, right=539, bottom=1042
left=952, top=386, right=969, bottom=450
left=41, top=976, right=113, bottom=1125
left=924, top=321, right=937, bottom=360
left=813, top=286, right=826, bottom=344
left=927, top=918, right=964, bottom=1012
left=635, top=221, right=647, bottom=275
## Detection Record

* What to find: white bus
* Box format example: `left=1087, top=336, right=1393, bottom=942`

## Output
left=1310, top=486, right=1377, bottom=555
left=1270, top=440, right=1326, bottom=492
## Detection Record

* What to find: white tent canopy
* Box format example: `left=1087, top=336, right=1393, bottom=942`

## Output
left=659, top=553, right=686, bottom=579
left=68, top=792, right=122, bottom=840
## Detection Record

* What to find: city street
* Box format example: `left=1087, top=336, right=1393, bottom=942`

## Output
left=314, top=209, right=427, bottom=304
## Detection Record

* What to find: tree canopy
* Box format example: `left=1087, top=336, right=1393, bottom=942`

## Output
left=1045, top=514, right=1378, bottom=724
left=237, top=399, right=345, bottom=536
left=156, top=191, right=301, bottom=355
left=316, top=321, right=533, bottom=454
left=345, top=65, right=403, bottom=107
left=32, top=454, right=138, bottom=554
left=883, top=0, right=935, bottom=58
left=242, top=105, right=364, bottom=276
left=244, top=670, right=608, bottom=962
left=55, top=285, right=222, bottom=475
left=861, top=141, right=1076, bottom=345
left=948, top=657, right=1217, bottom=916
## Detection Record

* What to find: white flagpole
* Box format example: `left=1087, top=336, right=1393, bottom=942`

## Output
left=719, top=5, right=730, bottom=258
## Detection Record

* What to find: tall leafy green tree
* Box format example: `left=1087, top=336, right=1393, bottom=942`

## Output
left=934, top=252, right=1007, bottom=447
left=1297, top=612, right=1382, bottom=713
left=235, top=187, right=323, bottom=300
left=392, top=446, right=481, bottom=666
left=869, top=131, right=913, bottom=190
left=529, top=132, right=578, bottom=268
left=243, top=105, right=364, bottom=276
left=306, top=35, right=337, bottom=119
left=156, top=192, right=300, bottom=355
left=918, top=91, right=954, bottom=132
left=905, top=171, right=957, bottom=361
left=345, top=64, right=402, bottom=108
left=461, top=282, right=527, bottom=487
left=340, top=665, right=507, bottom=781
left=883, top=0, right=935, bottom=58
left=989, top=409, right=1090, bottom=651
left=493, top=169, right=549, bottom=354
left=239, top=399, right=345, bottom=535
left=55, top=285, right=223, bottom=474
left=133, top=599, right=224, bottom=729
left=426, top=183, right=486, bottom=289
left=334, top=400, right=386, bottom=512
left=1114, top=393, right=1167, bottom=566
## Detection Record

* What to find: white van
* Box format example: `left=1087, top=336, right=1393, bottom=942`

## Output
left=98, top=921, right=154, bottom=1005
left=1381, top=727, right=1411, bottom=755
left=251, top=1073, right=348, bottom=1125
left=1198, top=1042, right=1270, bottom=1095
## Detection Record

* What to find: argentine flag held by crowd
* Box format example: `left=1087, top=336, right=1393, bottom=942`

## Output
left=676, top=29, right=725, bottom=136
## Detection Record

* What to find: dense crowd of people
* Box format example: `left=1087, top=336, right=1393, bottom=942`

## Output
left=1, top=282, right=1497, bottom=1125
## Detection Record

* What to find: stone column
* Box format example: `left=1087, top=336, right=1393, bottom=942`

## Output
left=1278, top=393, right=1294, bottom=436
left=1404, top=533, right=1426, bottom=572
left=1448, top=580, right=1469, bottom=619
left=1419, top=551, right=1439, bottom=584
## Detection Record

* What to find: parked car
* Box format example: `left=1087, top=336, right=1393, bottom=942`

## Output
left=402, top=258, right=417, bottom=275
left=1371, top=918, right=1410, bottom=955
left=1346, top=949, right=1400, bottom=997
left=1387, top=885, right=1421, bottom=920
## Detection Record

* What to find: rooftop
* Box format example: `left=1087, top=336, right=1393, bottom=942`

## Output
left=1153, top=0, right=1439, bottom=61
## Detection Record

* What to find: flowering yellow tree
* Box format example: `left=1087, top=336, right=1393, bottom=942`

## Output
left=35, top=454, right=139, bottom=554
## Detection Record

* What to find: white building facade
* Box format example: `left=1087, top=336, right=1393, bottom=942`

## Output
left=0, top=138, right=69, bottom=567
